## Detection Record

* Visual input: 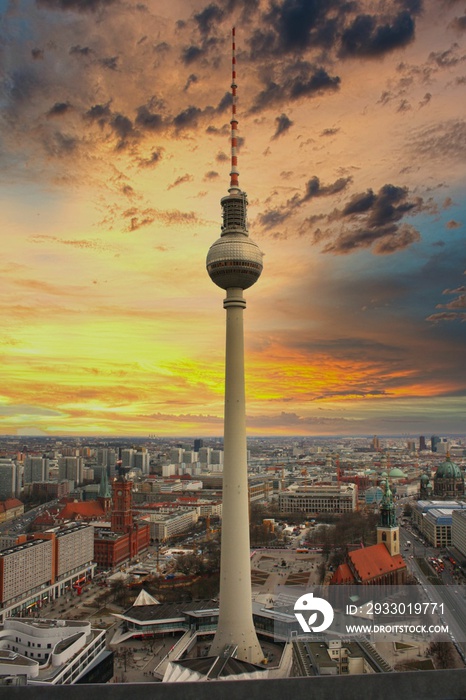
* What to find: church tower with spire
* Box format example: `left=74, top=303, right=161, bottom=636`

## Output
left=377, top=479, right=399, bottom=556
left=97, top=466, right=112, bottom=514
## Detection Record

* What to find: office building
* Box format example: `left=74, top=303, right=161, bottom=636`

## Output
left=279, top=483, right=357, bottom=515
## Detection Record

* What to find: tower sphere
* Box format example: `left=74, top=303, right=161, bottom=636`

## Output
left=206, top=231, right=263, bottom=290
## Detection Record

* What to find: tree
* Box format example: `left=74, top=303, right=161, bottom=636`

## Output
left=427, top=641, right=455, bottom=669
left=403, top=502, right=413, bottom=517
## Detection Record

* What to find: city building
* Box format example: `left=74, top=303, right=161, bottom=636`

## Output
left=24, top=457, right=49, bottom=484
left=292, top=638, right=392, bottom=676
left=0, top=523, right=96, bottom=621
left=412, top=500, right=466, bottom=547
left=0, top=498, right=24, bottom=523
left=279, top=483, right=358, bottom=515
left=0, top=618, right=111, bottom=684
left=0, top=460, right=17, bottom=500
left=146, top=509, right=198, bottom=542
left=452, top=509, right=466, bottom=560
left=93, top=475, right=150, bottom=569
left=57, top=457, right=84, bottom=486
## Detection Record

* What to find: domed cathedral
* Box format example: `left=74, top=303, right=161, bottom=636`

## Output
left=419, top=472, right=433, bottom=499
left=433, top=453, right=464, bottom=500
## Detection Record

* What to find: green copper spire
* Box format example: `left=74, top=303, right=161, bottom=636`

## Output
left=99, top=466, right=112, bottom=499
left=379, top=478, right=396, bottom=528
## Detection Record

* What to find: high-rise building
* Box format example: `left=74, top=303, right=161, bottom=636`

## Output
left=24, top=456, right=48, bottom=484
left=194, top=438, right=204, bottom=452
left=0, top=460, right=17, bottom=500
left=134, top=448, right=150, bottom=474
left=58, top=456, right=83, bottom=485
left=206, top=28, right=264, bottom=664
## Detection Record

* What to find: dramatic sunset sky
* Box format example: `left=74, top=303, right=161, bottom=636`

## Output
left=1, top=0, right=465, bottom=437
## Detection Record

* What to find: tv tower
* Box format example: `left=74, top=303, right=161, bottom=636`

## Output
left=206, top=27, right=264, bottom=664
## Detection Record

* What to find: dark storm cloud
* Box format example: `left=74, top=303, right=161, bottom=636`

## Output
left=135, top=105, right=164, bottom=131
left=167, top=174, right=193, bottom=190
left=310, top=184, right=425, bottom=255
left=450, top=15, right=466, bottom=32
left=289, top=67, right=341, bottom=98
left=251, top=65, right=340, bottom=112
left=342, top=190, right=376, bottom=215
left=36, top=0, right=117, bottom=11
left=111, top=114, right=134, bottom=141
left=194, top=3, right=225, bottom=35
left=272, top=113, right=293, bottom=139
left=257, top=175, right=352, bottom=230
left=46, top=102, right=72, bottom=117
left=429, top=44, right=466, bottom=67
left=339, top=11, right=415, bottom=58
left=183, top=73, right=198, bottom=91
left=69, top=45, right=92, bottom=56
left=216, top=92, right=231, bottom=114
left=265, top=0, right=334, bottom=52
left=138, top=149, right=163, bottom=168
left=86, top=102, right=112, bottom=124
left=321, top=127, right=340, bottom=137
left=419, top=93, right=432, bottom=108
left=303, top=175, right=352, bottom=200
left=100, top=56, right=119, bottom=71
left=182, top=45, right=205, bottom=65
left=173, top=106, right=203, bottom=130
left=245, top=1, right=419, bottom=64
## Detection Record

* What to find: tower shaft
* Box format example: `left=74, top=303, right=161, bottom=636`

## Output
left=209, top=288, right=263, bottom=663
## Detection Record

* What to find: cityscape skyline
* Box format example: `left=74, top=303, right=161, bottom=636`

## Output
left=2, top=0, right=466, bottom=438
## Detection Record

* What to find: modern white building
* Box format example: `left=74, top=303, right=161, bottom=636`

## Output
left=147, top=509, right=198, bottom=542
left=451, top=509, right=466, bottom=558
left=0, top=618, right=109, bottom=684
left=412, top=500, right=466, bottom=547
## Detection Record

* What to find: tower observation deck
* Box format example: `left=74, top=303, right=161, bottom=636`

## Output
left=206, top=28, right=264, bottom=665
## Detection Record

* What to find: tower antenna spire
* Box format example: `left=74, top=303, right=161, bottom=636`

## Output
left=230, top=26, right=240, bottom=193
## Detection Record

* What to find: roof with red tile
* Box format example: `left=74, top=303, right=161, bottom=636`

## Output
left=58, top=500, right=106, bottom=520
left=349, top=543, right=406, bottom=582
left=3, top=498, right=24, bottom=510
left=331, top=563, right=355, bottom=584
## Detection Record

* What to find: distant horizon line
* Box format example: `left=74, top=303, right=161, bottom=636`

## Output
left=0, top=433, right=464, bottom=441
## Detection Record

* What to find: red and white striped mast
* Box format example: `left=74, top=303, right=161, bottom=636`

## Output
left=230, top=26, right=239, bottom=192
